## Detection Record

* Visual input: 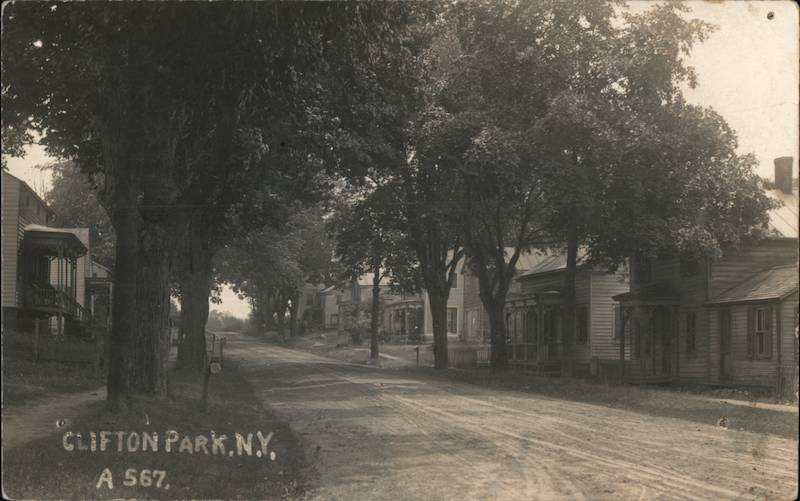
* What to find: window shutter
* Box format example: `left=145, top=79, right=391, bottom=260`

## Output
left=613, top=306, right=620, bottom=340
left=766, top=306, right=773, bottom=358
left=746, top=308, right=754, bottom=359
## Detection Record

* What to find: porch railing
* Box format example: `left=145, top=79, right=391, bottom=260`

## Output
left=20, top=282, right=92, bottom=324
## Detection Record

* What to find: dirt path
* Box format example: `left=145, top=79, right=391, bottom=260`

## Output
left=1, top=386, right=106, bottom=451
left=226, top=333, right=798, bottom=501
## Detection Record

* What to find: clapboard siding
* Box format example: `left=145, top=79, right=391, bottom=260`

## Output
left=779, top=293, right=798, bottom=393
left=710, top=240, right=797, bottom=297
left=590, top=271, right=630, bottom=361
left=2, top=174, right=21, bottom=307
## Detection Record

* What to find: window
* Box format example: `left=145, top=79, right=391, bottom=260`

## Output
left=335, top=295, right=341, bottom=305
left=447, top=307, right=457, bottom=334
left=306, top=294, right=314, bottom=306
left=747, top=306, right=772, bottom=360
left=685, top=311, right=697, bottom=354
left=450, top=273, right=458, bottom=289
left=575, top=307, right=588, bottom=344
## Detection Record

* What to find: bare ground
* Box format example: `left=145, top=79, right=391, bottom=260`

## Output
left=229, top=331, right=798, bottom=501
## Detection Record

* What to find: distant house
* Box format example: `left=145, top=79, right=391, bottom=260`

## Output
left=504, top=252, right=629, bottom=376
left=460, top=250, right=561, bottom=346
left=338, top=274, right=391, bottom=330
left=382, top=290, right=424, bottom=342
left=614, top=157, right=798, bottom=396
left=1, top=171, right=96, bottom=336
left=320, top=285, right=342, bottom=330
left=296, top=282, right=325, bottom=331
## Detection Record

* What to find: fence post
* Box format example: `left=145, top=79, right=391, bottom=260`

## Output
left=220, top=338, right=226, bottom=369
left=93, top=323, right=101, bottom=380
left=34, top=318, right=40, bottom=362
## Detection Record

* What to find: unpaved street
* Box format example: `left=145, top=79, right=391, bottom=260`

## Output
left=226, top=333, right=798, bottom=501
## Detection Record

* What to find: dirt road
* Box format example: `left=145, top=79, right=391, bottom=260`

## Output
left=225, top=333, right=798, bottom=501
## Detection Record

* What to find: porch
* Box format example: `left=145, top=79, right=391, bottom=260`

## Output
left=18, top=224, right=92, bottom=334
left=613, top=282, right=681, bottom=384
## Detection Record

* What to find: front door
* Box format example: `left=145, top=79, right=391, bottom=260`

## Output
left=719, top=309, right=732, bottom=379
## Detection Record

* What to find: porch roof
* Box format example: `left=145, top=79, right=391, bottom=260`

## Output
left=23, top=224, right=88, bottom=258
left=612, top=282, right=680, bottom=304
left=706, top=264, right=798, bottom=306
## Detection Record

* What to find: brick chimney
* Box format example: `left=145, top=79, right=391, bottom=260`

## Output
left=774, top=156, right=793, bottom=194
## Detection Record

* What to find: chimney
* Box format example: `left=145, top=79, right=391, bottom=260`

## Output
left=774, top=156, right=793, bottom=194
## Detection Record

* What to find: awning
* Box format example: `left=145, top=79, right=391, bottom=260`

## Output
left=613, top=282, right=680, bottom=304
left=23, top=224, right=87, bottom=258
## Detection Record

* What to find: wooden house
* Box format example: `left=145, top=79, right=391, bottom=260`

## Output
left=382, top=290, right=425, bottom=342
left=320, top=285, right=342, bottom=330
left=614, top=157, right=798, bottom=395
left=503, top=252, right=629, bottom=376
left=2, top=171, right=93, bottom=336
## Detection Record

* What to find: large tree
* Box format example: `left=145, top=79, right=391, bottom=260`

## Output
left=331, top=187, right=417, bottom=362
left=2, top=2, right=424, bottom=409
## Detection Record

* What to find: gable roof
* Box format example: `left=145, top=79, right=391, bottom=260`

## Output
left=517, top=247, right=591, bottom=279
left=707, top=264, right=798, bottom=306
left=3, top=170, right=55, bottom=217
left=765, top=187, right=798, bottom=239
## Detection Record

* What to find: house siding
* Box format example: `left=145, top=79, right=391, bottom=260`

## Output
left=2, top=175, right=21, bottom=308
left=779, top=293, right=799, bottom=396
left=590, top=271, right=630, bottom=361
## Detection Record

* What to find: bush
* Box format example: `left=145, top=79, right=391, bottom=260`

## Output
left=349, top=326, right=366, bottom=345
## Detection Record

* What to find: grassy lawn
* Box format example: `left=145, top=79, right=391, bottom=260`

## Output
left=2, top=355, right=101, bottom=406
left=2, top=362, right=307, bottom=500
left=3, top=330, right=103, bottom=406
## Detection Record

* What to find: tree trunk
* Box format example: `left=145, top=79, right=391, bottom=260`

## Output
left=275, top=296, right=287, bottom=341
left=130, top=223, right=172, bottom=398
left=428, top=289, right=449, bottom=369
left=561, top=226, right=579, bottom=378
left=289, top=290, right=300, bottom=337
left=107, top=200, right=139, bottom=411
left=486, top=299, right=508, bottom=371
left=176, top=223, right=213, bottom=371
left=370, top=264, right=381, bottom=362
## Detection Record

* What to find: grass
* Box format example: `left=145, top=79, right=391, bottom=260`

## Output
left=2, top=344, right=102, bottom=406
left=2, top=362, right=307, bottom=500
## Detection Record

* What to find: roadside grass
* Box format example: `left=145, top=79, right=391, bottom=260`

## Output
left=2, top=362, right=307, bottom=500
left=2, top=335, right=102, bottom=406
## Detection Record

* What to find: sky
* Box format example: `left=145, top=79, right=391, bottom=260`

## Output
left=4, top=1, right=798, bottom=318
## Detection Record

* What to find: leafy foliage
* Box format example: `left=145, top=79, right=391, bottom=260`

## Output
left=43, top=161, right=115, bottom=270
